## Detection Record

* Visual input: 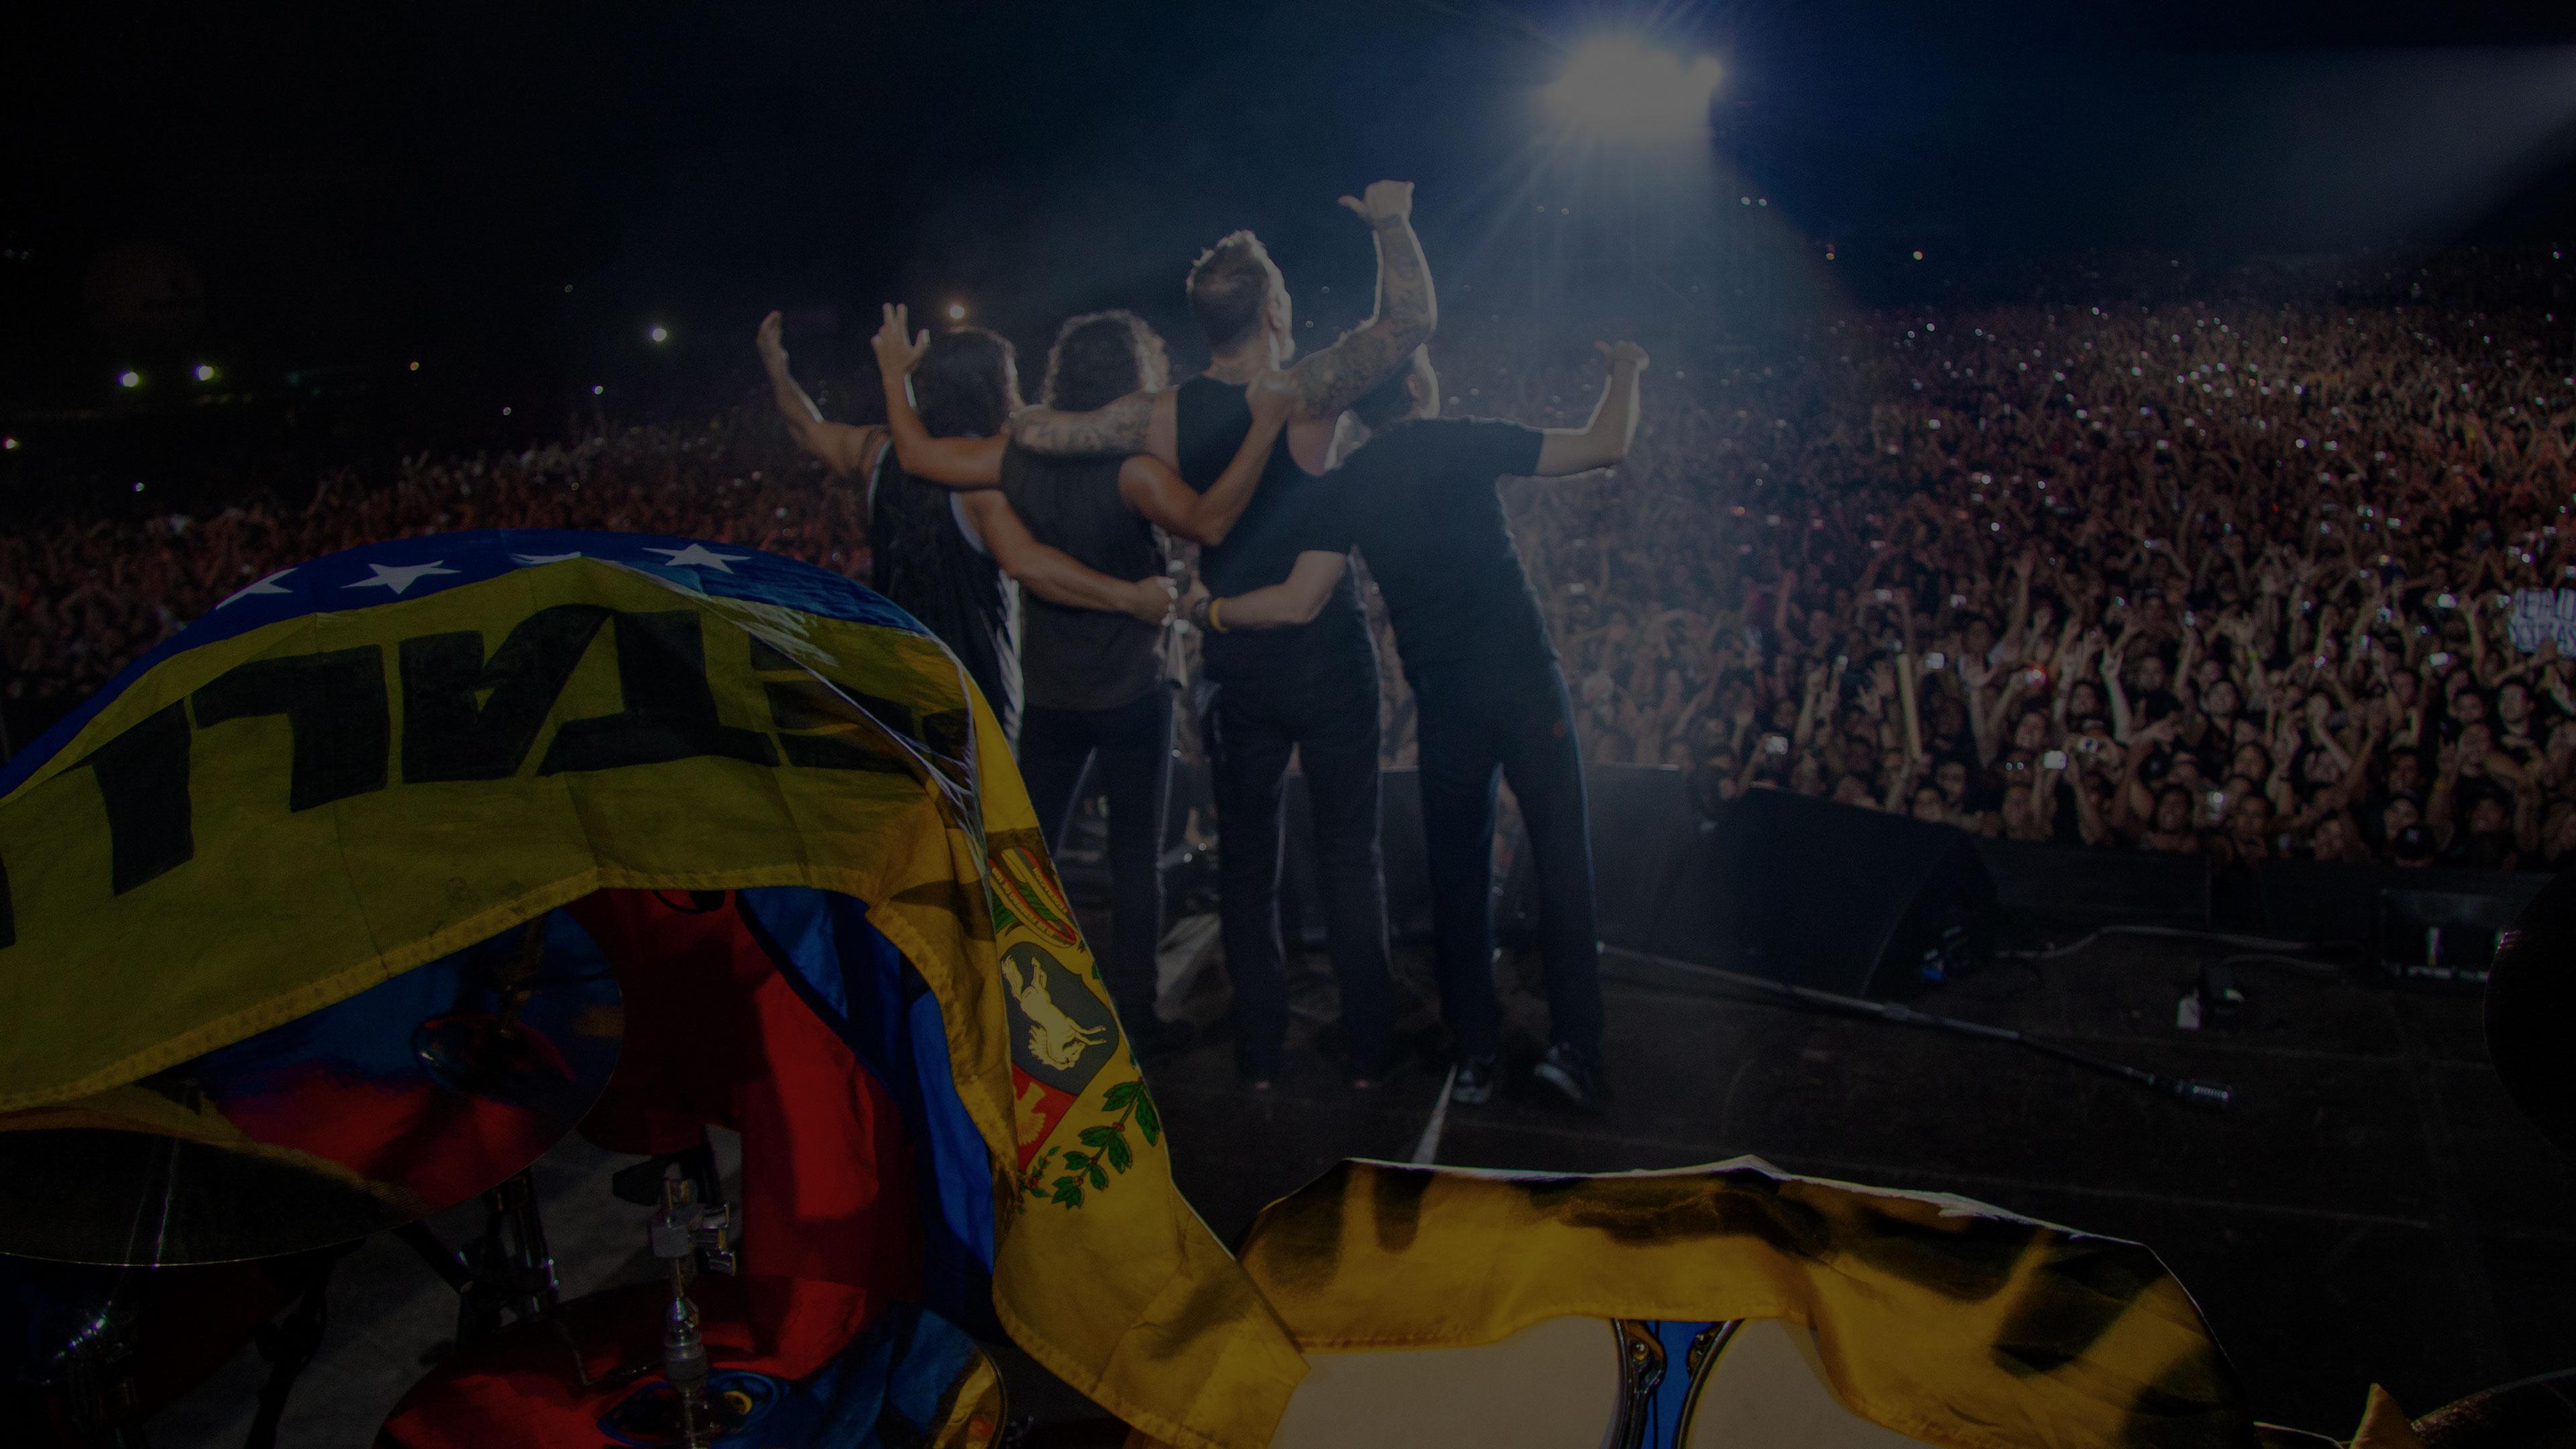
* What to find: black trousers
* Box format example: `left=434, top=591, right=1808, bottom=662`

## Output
left=1201, top=639, right=1396, bottom=1082
left=1412, top=657, right=1603, bottom=1063
left=1017, top=688, right=1173, bottom=1033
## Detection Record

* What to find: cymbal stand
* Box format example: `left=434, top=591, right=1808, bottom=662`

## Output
left=49, top=1278, right=149, bottom=1448
left=649, top=1175, right=735, bottom=1449
left=454, top=1169, right=560, bottom=1345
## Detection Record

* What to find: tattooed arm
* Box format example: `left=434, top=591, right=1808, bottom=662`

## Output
left=1285, top=180, right=1437, bottom=423
left=1010, top=179, right=1432, bottom=461
left=1007, top=386, right=1174, bottom=462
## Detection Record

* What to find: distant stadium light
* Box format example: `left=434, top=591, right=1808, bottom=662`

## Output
left=117, top=370, right=141, bottom=389
left=649, top=324, right=670, bottom=343
left=193, top=363, right=217, bottom=382
left=1545, top=36, right=1720, bottom=140
left=592, top=384, right=604, bottom=396
left=2, top=437, right=18, bottom=451
left=946, top=302, right=967, bottom=321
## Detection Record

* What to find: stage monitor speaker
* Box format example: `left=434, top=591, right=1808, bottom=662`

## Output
left=1644, top=789, right=1995, bottom=998
left=1498, top=763, right=1699, bottom=951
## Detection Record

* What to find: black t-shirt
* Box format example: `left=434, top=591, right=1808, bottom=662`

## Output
left=1291, top=417, right=1550, bottom=681
left=869, top=447, right=1019, bottom=737
left=1000, top=445, right=1166, bottom=712
left=1173, top=374, right=1371, bottom=689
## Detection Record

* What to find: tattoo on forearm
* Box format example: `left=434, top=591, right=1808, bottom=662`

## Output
left=1293, top=219, right=1436, bottom=419
left=1009, top=393, right=1153, bottom=457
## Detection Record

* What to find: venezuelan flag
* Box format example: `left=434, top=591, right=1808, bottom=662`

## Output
left=0, top=531, right=1302, bottom=1449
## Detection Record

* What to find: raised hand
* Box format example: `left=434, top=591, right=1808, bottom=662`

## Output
left=756, top=310, right=789, bottom=375
left=1598, top=340, right=1650, bottom=372
left=871, top=303, right=929, bottom=380
left=1339, top=180, right=1415, bottom=226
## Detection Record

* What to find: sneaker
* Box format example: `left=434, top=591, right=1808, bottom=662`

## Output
left=1451, top=1055, right=1500, bottom=1106
left=1532, top=1042, right=1609, bottom=1116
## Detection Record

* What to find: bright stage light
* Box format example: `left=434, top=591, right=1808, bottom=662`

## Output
left=117, top=370, right=141, bottom=389
left=649, top=324, right=669, bottom=343
left=193, top=363, right=217, bottom=382
left=946, top=302, right=967, bottom=321
left=1546, top=36, right=1720, bottom=140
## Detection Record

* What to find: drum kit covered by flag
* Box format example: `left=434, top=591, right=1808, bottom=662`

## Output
left=0, top=531, right=2564, bottom=1449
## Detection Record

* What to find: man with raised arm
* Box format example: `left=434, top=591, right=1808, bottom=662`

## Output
left=1008, top=180, right=1436, bottom=1092
left=1188, top=340, right=1650, bottom=1114
left=869, top=303, right=1294, bottom=1057
left=759, top=311, right=1173, bottom=745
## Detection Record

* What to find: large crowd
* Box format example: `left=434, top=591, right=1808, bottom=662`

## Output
left=9, top=252, right=2576, bottom=871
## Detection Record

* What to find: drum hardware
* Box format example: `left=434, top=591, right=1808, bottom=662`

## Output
left=1680, top=1322, right=1737, bottom=1387
left=244, top=1247, right=350, bottom=1449
left=1607, top=1320, right=1670, bottom=1449
left=455, top=1170, right=561, bottom=1345
left=44, top=1277, right=151, bottom=1448
left=647, top=1173, right=738, bottom=1447
left=612, top=1140, right=722, bottom=1210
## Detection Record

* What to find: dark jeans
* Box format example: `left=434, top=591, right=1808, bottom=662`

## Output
left=1201, top=639, right=1395, bottom=1082
left=1018, top=688, right=1174, bottom=1033
left=1413, top=658, right=1603, bottom=1063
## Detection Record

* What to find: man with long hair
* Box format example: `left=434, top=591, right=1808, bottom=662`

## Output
left=759, top=312, right=1173, bottom=742
left=1184, top=340, right=1649, bottom=1114
left=871, top=304, right=1289, bottom=1057
left=1004, top=182, right=1434, bottom=1091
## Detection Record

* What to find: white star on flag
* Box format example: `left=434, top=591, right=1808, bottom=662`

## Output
left=345, top=561, right=461, bottom=596
left=511, top=551, right=584, bottom=566
left=217, top=569, right=295, bottom=607
left=643, top=544, right=749, bottom=573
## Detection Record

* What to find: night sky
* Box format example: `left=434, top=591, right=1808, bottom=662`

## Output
left=9, top=1, right=2576, bottom=411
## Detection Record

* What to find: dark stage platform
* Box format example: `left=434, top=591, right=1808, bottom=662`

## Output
left=152, top=929, right=2566, bottom=1444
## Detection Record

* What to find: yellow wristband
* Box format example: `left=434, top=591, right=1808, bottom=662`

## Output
left=1210, top=597, right=1229, bottom=633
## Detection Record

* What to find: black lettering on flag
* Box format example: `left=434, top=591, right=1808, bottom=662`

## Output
left=402, top=606, right=612, bottom=782
left=192, top=647, right=390, bottom=811
left=762, top=680, right=914, bottom=773
left=82, top=702, right=194, bottom=894
left=540, top=610, right=778, bottom=773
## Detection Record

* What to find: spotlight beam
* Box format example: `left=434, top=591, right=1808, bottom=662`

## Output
left=1544, top=36, right=1721, bottom=141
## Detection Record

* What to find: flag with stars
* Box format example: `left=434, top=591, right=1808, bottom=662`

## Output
left=0, top=530, right=1303, bottom=1449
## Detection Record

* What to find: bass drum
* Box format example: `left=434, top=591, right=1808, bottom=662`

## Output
left=1269, top=1313, right=1937, bottom=1449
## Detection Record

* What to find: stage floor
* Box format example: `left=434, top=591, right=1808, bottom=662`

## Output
left=152, top=927, right=2569, bottom=1444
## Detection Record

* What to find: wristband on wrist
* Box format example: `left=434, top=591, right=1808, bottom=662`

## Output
left=1209, top=596, right=1230, bottom=633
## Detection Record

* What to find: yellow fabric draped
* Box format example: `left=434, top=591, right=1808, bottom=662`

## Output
left=1233, top=1157, right=2254, bottom=1449
left=0, top=552, right=1302, bottom=1449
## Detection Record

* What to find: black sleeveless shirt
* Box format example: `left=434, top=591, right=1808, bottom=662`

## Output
left=1173, top=375, right=1368, bottom=684
left=999, top=445, right=1167, bottom=712
left=867, top=445, right=1020, bottom=738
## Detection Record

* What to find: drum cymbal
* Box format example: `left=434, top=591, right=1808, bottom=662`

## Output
left=2488, top=873, right=2576, bottom=1158
left=0, top=917, right=621, bottom=1266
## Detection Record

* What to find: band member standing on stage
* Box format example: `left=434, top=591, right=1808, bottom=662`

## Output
left=871, top=305, right=1293, bottom=1056
left=760, top=312, right=1177, bottom=742
left=1006, top=182, right=1435, bottom=1091
left=1183, top=340, right=1649, bottom=1114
